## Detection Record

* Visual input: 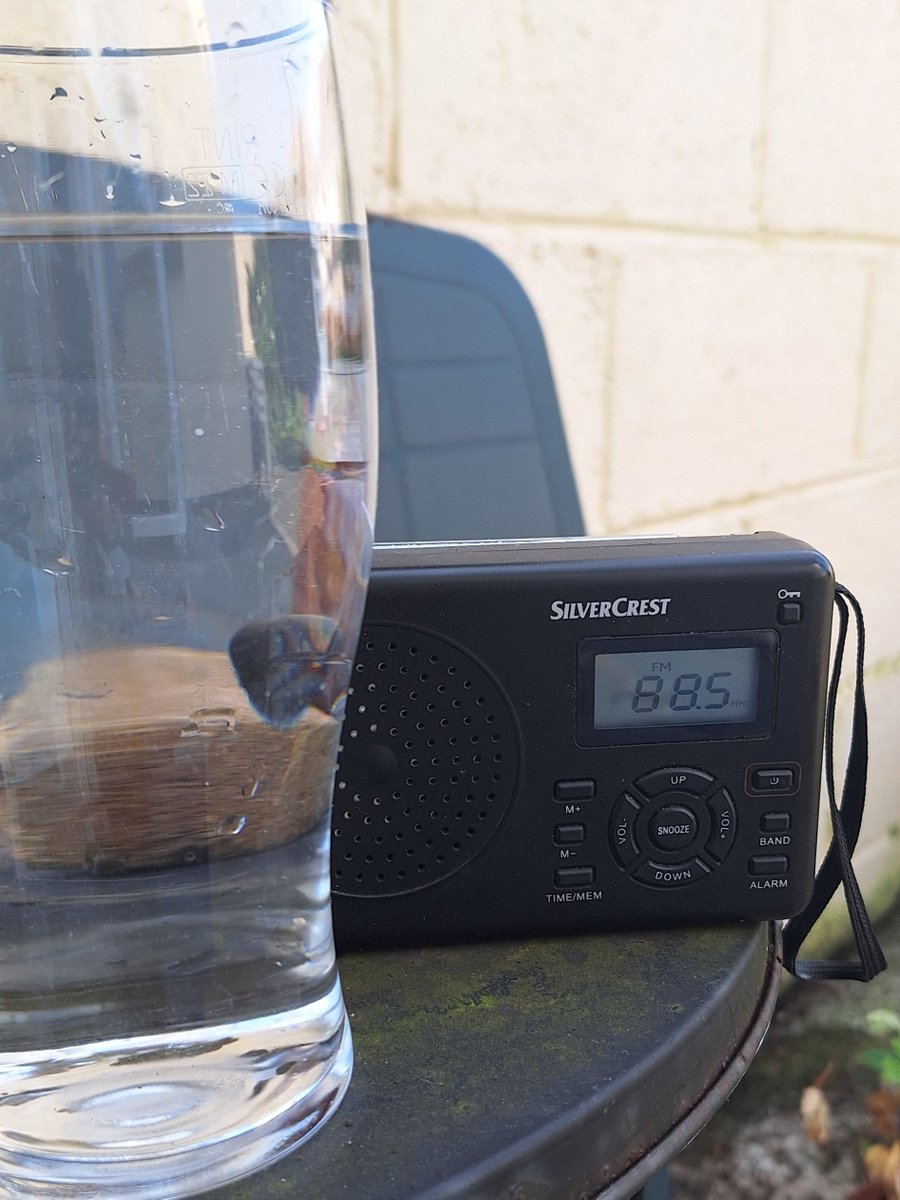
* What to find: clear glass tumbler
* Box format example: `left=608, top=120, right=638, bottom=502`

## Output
left=0, top=4, right=375, bottom=1197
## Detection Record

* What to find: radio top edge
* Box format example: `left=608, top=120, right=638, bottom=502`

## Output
left=369, top=531, right=834, bottom=579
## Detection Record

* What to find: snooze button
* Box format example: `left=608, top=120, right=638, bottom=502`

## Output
left=647, top=805, right=698, bottom=852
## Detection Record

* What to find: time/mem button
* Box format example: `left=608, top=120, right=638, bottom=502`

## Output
left=554, top=866, right=596, bottom=889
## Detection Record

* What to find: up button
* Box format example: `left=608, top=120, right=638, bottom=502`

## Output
left=635, top=767, right=713, bottom=799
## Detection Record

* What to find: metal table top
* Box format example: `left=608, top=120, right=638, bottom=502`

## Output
left=210, top=922, right=780, bottom=1200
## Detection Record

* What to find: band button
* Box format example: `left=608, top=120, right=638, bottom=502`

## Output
left=554, top=779, right=596, bottom=802
left=635, top=767, right=713, bottom=799
left=760, top=812, right=791, bottom=834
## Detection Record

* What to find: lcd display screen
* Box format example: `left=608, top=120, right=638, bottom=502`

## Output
left=593, top=645, right=760, bottom=730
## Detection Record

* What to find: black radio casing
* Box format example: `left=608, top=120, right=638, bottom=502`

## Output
left=331, top=533, right=834, bottom=950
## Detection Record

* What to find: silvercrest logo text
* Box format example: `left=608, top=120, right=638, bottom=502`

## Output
left=549, top=597, right=672, bottom=620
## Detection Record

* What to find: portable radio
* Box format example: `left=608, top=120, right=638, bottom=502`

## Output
left=331, top=533, right=834, bottom=949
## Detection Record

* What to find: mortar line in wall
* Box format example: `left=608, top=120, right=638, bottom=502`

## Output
left=393, top=203, right=900, bottom=254
left=597, top=256, right=620, bottom=532
left=867, top=650, right=900, bottom=679
left=385, top=0, right=401, bottom=192
left=606, top=462, right=900, bottom=536
left=853, top=260, right=878, bottom=459
left=753, top=0, right=775, bottom=230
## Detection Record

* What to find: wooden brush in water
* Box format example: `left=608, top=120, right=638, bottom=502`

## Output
left=0, top=645, right=340, bottom=873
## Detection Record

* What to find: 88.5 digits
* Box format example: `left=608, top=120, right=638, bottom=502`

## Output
left=632, top=671, right=732, bottom=714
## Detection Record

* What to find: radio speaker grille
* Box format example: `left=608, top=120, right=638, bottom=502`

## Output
left=332, top=623, right=521, bottom=897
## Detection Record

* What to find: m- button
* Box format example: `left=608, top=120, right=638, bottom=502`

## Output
left=554, top=823, right=586, bottom=846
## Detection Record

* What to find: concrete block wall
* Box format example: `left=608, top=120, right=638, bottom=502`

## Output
left=335, top=1, right=900, bottom=937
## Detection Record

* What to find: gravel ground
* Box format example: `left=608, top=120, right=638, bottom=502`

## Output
left=669, top=905, right=900, bottom=1200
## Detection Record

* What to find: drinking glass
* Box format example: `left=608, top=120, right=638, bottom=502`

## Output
left=0, top=3, right=375, bottom=1196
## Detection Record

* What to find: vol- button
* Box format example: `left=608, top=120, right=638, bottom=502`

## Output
left=609, top=793, right=642, bottom=867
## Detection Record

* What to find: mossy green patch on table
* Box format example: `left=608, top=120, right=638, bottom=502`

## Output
left=209, top=923, right=773, bottom=1200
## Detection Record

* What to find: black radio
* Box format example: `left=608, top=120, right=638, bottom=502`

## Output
left=331, top=532, right=834, bottom=949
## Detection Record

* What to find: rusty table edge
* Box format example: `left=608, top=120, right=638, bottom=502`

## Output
left=594, top=921, right=782, bottom=1200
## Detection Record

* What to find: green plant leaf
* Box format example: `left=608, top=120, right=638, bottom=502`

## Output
left=858, top=1047, right=892, bottom=1072
left=880, top=1057, right=900, bottom=1086
left=865, top=1009, right=900, bottom=1037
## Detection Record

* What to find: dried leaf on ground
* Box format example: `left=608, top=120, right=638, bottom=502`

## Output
left=801, top=1085, right=831, bottom=1146
left=868, top=1089, right=900, bottom=1143
left=865, top=1141, right=900, bottom=1199
left=845, top=1182, right=888, bottom=1200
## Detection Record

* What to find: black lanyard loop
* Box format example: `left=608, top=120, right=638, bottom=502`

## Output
left=781, top=584, right=886, bottom=981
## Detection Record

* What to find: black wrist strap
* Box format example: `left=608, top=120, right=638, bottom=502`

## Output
left=781, top=584, right=887, bottom=982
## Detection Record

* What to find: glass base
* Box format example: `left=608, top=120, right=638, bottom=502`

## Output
left=0, top=984, right=352, bottom=1200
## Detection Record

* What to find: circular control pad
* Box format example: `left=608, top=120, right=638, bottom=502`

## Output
left=609, top=766, right=737, bottom=888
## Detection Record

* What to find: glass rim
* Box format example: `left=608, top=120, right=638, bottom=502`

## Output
left=0, top=20, right=313, bottom=60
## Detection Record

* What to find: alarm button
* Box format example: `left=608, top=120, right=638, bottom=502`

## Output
left=635, top=767, right=714, bottom=799
left=609, top=794, right=642, bottom=866
left=705, top=788, right=737, bottom=862
left=647, top=805, right=698, bottom=852
left=750, top=854, right=789, bottom=876
left=633, top=858, right=710, bottom=888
